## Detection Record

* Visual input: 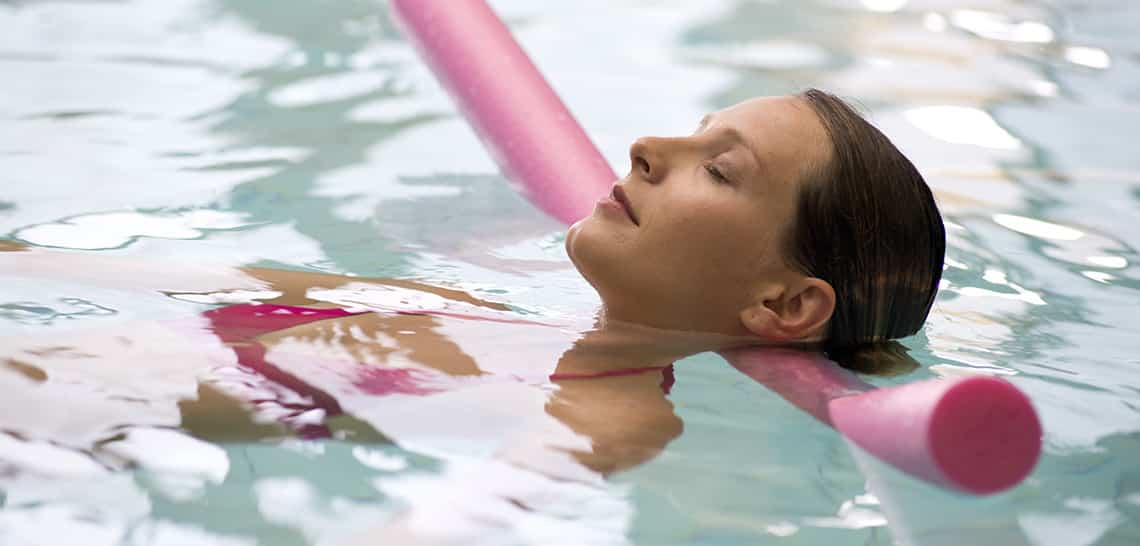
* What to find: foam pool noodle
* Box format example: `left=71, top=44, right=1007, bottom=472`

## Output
left=390, top=0, right=1042, bottom=495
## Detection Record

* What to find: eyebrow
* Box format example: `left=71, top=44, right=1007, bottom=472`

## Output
left=698, top=113, right=763, bottom=171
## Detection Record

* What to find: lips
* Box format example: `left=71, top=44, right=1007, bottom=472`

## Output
left=612, top=185, right=639, bottom=226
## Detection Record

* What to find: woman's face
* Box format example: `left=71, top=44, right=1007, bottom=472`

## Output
left=566, top=96, right=831, bottom=336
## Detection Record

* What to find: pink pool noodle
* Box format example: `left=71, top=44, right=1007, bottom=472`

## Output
left=390, top=0, right=614, bottom=225
left=724, top=349, right=1040, bottom=494
left=390, top=0, right=1042, bottom=494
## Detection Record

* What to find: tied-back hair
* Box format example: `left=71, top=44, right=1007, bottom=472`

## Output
left=790, top=89, right=946, bottom=374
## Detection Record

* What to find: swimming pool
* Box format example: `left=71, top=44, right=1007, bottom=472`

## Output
left=2, top=0, right=1139, bottom=544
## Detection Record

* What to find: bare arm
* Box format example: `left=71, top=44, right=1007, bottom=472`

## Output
left=0, top=241, right=507, bottom=311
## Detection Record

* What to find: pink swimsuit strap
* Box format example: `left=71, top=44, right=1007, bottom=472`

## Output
left=550, top=365, right=675, bottom=394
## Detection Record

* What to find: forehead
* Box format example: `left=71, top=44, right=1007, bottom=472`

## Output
left=709, top=96, right=831, bottom=182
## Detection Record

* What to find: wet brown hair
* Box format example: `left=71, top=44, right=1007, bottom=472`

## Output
left=790, top=89, right=945, bottom=373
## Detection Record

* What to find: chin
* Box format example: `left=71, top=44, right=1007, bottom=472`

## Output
left=564, top=215, right=614, bottom=291
left=565, top=218, right=659, bottom=327
left=565, top=219, right=585, bottom=268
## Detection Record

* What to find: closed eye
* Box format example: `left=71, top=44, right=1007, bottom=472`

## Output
left=704, top=163, right=731, bottom=184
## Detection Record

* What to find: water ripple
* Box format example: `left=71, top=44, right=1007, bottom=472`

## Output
left=0, top=298, right=117, bottom=325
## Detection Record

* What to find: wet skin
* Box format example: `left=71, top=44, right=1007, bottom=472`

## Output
left=566, top=96, right=835, bottom=341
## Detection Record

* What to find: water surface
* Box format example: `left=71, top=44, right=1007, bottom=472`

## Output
left=2, top=0, right=1139, bottom=544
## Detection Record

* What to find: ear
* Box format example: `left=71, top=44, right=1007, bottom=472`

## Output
left=739, top=277, right=835, bottom=342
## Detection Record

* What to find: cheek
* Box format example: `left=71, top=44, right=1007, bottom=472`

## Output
left=647, top=202, right=769, bottom=278
left=566, top=195, right=781, bottom=310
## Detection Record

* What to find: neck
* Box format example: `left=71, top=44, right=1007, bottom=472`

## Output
left=552, top=313, right=759, bottom=377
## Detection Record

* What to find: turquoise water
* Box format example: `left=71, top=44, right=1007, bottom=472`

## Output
left=2, top=0, right=1140, bottom=544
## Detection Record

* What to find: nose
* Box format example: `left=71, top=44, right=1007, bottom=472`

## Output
left=628, top=136, right=667, bottom=184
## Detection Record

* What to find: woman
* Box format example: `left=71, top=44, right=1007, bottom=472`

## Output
left=569, top=89, right=944, bottom=363
left=0, top=89, right=942, bottom=541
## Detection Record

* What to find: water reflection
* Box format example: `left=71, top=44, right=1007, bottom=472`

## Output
left=991, top=213, right=1137, bottom=288
left=949, top=9, right=1054, bottom=44
left=1064, top=45, right=1112, bottom=70
left=905, top=106, right=1021, bottom=149
left=994, top=214, right=1084, bottom=241
left=860, top=0, right=908, bottom=13
left=14, top=210, right=249, bottom=251
left=0, top=251, right=697, bottom=542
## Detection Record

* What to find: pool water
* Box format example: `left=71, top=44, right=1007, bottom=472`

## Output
left=2, top=0, right=1140, bottom=544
